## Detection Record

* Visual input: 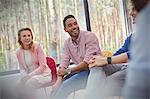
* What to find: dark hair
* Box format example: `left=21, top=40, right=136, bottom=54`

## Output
left=131, top=0, right=149, bottom=12
left=63, top=15, right=76, bottom=28
left=18, top=27, right=34, bottom=51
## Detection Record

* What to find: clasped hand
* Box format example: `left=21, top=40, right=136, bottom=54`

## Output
left=89, top=55, right=107, bottom=68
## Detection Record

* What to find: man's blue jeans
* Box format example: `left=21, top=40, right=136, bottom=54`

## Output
left=52, top=70, right=90, bottom=99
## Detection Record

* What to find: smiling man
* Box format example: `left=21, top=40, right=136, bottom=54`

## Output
left=51, top=15, right=101, bottom=99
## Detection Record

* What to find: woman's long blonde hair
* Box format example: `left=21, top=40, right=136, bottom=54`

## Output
left=18, top=27, right=35, bottom=52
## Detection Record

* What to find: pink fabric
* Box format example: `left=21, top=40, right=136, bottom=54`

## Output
left=61, top=30, right=101, bottom=68
left=16, top=43, right=51, bottom=76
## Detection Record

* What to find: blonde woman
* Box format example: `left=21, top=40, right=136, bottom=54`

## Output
left=16, top=28, right=51, bottom=88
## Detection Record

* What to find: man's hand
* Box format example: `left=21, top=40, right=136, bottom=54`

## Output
left=89, top=55, right=108, bottom=68
left=57, top=67, right=68, bottom=76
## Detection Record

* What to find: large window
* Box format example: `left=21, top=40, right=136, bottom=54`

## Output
left=0, top=0, right=131, bottom=73
left=88, top=0, right=129, bottom=52
left=125, top=0, right=135, bottom=33
left=0, top=0, right=86, bottom=72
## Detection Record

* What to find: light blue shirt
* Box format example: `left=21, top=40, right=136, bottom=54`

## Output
left=123, top=2, right=150, bottom=99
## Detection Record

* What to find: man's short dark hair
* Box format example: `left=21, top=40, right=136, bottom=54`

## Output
left=131, top=0, right=149, bottom=12
left=63, top=15, right=76, bottom=28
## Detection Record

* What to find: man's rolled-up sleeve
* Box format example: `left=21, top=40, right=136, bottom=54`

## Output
left=83, top=33, right=101, bottom=64
left=60, top=41, right=71, bottom=68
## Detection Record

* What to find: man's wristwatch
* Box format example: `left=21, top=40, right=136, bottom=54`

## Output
left=107, top=57, right=112, bottom=64
left=66, top=68, right=72, bottom=74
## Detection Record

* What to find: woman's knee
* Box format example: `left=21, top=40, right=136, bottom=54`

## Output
left=25, top=77, right=40, bottom=88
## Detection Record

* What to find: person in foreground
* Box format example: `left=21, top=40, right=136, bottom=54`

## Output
left=123, top=0, right=150, bottom=99
left=84, top=2, right=140, bottom=99
left=51, top=15, right=101, bottom=99
left=16, top=27, right=51, bottom=89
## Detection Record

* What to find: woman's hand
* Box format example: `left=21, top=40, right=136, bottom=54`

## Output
left=89, top=55, right=108, bottom=68
left=20, top=74, right=31, bottom=84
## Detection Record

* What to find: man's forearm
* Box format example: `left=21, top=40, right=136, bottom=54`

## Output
left=70, top=62, right=89, bottom=73
left=112, top=53, right=128, bottom=64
